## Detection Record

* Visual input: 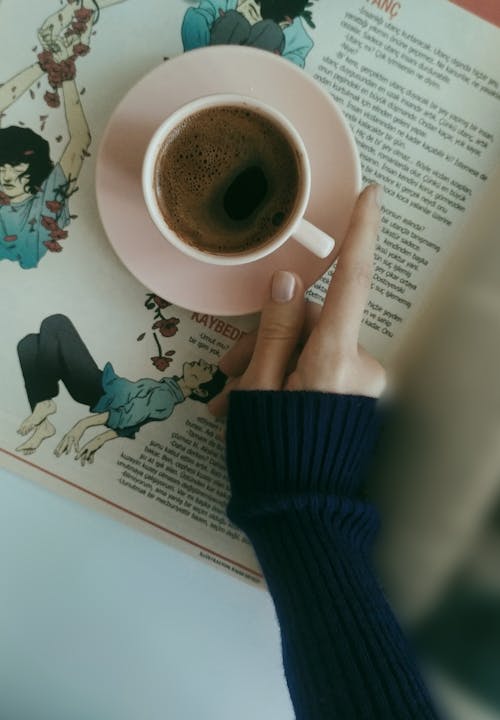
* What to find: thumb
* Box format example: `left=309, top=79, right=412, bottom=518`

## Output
left=239, top=271, right=305, bottom=390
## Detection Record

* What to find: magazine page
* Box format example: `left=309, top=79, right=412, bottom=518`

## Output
left=0, top=0, right=498, bottom=584
left=305, top=0, right=500, bottom=359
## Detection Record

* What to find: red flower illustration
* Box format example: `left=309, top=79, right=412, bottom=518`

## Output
left=0, top=192, right=11, bottom=206
left=71, top=20, right=88, bottom=35
left=73, top=42, right=90, bottom=57
left=50, top=226, right=69, bottom=240
left=43, top=240, right=63, bottom=252
left=38, top=48, right=78, bottom=106
left=37, top=50, right=54, bottom=71
left=4, top=235, right=17, bottom=242
left=45, top=200, right=62, bottom=213
left=153, top=295, right=171, bottom=309
left=46, top=62, right=62, bottom=87
left=41, top=214, right=57, bottom=230
left=152, top=317, right=180, bottom=338
left=151, top=355, right=172, bottom=372
left=44, top=91, right=60, bottom=108
left=74, top=7, right=93, bottom=21
left=60, top=58, right=77, bottom=82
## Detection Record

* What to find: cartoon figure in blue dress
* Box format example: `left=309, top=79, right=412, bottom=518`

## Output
left=181, top=0, right=317, bottom=68
left=15, top=315, right=226, bottom=465
left=0, top=0, right=125, bottom=269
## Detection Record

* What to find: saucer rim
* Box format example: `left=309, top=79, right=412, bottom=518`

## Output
left=96, top=46, right=362, bottom=316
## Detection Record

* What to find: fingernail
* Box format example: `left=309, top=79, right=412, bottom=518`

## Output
left=272, top=271, right=296, bottom=303
left=374, top=184, right=384, bottom=208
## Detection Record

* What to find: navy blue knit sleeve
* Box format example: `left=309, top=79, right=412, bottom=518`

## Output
left=226, top=391, right=441, bottom=720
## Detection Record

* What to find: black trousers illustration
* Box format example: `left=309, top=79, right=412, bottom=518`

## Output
left=17, top=314, right=103, bottom=412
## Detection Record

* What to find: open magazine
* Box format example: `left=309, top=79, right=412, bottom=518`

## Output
left=0, top=0, right=499, bottom=587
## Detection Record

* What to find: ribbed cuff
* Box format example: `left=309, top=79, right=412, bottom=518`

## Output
left=226, top=391, right=380, bottom=500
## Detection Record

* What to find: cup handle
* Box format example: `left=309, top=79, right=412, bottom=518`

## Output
left=293, top=218, right=335, bottom=259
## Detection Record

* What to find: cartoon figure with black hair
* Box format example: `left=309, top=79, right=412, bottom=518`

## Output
left=15, top=315, right=226, bottom=465
left=0, top=0, right=125, bottom=269
left=181, top=0, right=317, bottom=68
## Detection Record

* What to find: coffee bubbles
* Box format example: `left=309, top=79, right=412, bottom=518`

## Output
left=153, top=106, right=300, bottom=255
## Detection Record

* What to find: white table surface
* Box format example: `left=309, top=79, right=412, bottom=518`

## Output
left=0, top=469, right=294, bottom=720
left=4, top=468, right=500, bottom=720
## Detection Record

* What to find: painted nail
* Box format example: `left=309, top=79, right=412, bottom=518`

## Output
left=374, top=184, right=384, bottom=208
left=272, top=271, right=296, bottom=303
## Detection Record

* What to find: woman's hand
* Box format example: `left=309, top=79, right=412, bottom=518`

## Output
left=208, top=184, right=386, bottom=417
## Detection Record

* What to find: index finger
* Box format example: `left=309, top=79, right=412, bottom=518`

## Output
left=318, top=184, right=382, bottom=349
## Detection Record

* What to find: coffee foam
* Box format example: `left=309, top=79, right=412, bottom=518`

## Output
left=154, top=106, right=300, bottom=254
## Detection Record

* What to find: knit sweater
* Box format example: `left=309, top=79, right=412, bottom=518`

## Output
left=226, top=391, right=440, bottom=720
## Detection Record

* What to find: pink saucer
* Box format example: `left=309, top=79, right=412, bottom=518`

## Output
left=96, top=46, right=361, bottom=316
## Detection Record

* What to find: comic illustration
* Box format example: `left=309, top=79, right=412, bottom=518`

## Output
left=181, top=0, right=317, bottom=68
left=15, top=315, right=226, bottom=465
left=0, top=0, right=125, bottom=269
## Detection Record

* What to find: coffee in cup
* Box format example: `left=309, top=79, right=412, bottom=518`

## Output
left=143, top=95, right=335, bottom=265
left=154, top=105, right=300, bottom=256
